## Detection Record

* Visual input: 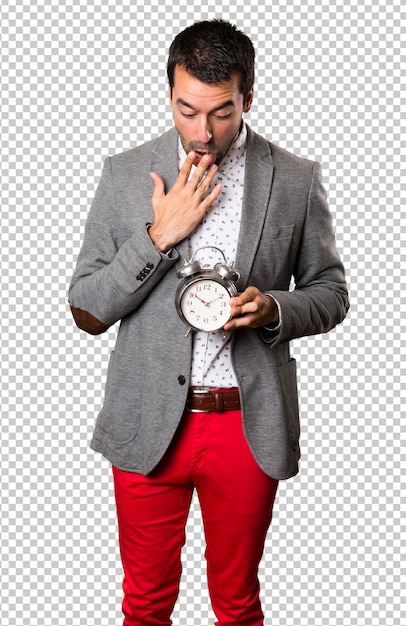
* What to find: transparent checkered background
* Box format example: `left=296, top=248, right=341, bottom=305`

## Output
left=1, top=0, right=405, bottom=624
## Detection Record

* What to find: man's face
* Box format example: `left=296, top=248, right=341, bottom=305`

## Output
left=170, top=65, right=253, bottom=166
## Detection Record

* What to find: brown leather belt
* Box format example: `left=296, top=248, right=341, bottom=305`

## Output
left=186, top=388, right=241, bottom=413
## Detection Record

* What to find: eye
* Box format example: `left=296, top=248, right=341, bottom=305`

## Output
left=181, top=111, right=197, bottom=119
left=215, top=112, right=231, bottom=120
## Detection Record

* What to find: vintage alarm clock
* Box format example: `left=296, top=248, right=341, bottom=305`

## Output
left=175, top=246, right=240, bottom=334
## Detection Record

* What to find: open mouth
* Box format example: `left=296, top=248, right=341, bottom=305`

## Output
left=193, top=151, right=216, bottom=165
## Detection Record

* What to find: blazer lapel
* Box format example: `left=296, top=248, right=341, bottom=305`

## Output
left=150, top=127, right=179, bottom=189
left=235, top=126, right=274, bottom=289
left=149, top=128, right=190, bottom=260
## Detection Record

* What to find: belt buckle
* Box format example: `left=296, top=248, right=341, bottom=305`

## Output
left=187, top=387, right=213, bottom=413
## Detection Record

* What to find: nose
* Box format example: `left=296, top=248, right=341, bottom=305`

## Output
left=196, top=117, right=212, bottom=144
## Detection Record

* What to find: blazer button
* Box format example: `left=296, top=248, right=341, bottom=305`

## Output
left=178, top=375, right=186, bottom=385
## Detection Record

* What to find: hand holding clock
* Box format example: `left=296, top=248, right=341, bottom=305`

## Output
left=224, top=287, right=279, bottom=331
left=177, top=279, right=279, bottom=333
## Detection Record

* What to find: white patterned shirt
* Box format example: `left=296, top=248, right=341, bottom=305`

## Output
left=178, top=124, right=248, bottom=388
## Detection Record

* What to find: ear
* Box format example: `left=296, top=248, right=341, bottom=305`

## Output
left=243, top=88, right=254, bottom=113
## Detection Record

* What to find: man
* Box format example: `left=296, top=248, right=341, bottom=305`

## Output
left=69, top=19, right=349, bottom=626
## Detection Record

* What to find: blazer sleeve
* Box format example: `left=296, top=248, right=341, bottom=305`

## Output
left=262, top=162, right=349, bottom=345
left=68, top=157, right=179, bottom=334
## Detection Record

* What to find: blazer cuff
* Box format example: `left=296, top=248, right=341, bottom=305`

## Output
left=263, top=293, right=282, bottom=331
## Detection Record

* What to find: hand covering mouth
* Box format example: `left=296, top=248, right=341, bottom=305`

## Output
left=193, top=151, right=217, bottom=165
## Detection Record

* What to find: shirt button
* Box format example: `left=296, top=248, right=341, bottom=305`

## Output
left=178, top=375, right=186, bottom=385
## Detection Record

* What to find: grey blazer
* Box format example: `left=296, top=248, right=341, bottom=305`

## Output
left=69, top=125, right=349, bottom=480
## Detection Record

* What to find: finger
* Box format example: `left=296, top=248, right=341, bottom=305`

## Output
left=229, top=303, right=255, bottom=319
left=200, top=182, right=222, bottom=207
left=228, top=289, right=261, bottom=319
left=223, top=312, right=252, bottom=331
left=195, top=166, right=219, bottom=198
left=189, top=155, right=218, bottom=189
left=176, top=151, right=197, bottom=185
left=200, top=163, right=219, bottom=189
left=149, top=172, right=165, bottom=200
left=229, top=288, right=257, bottom=308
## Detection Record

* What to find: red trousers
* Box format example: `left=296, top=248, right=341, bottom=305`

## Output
left=113, top=408, right=278, bottom=626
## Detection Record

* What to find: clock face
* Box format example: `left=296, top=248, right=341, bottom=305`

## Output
left=180, top=278, right=233, bottom=331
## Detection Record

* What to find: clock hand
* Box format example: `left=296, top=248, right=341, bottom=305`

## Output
left=206, top=296, right=224, bottom=305
left=191, top=293, right=209, bottom=305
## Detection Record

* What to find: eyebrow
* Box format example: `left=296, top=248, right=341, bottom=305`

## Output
left=176, top=98, right=236, bottom=113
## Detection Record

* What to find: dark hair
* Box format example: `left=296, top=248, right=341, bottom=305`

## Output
left=167, top=20, right=255, bottom=103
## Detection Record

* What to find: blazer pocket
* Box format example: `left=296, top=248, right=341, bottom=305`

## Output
left=267, top=224, right=295, bottom=240
left=277, top=358, right=300, bottom=450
